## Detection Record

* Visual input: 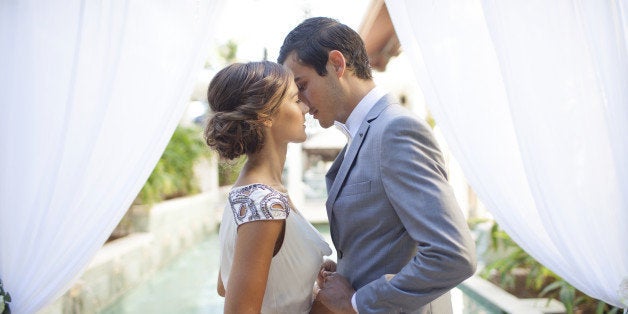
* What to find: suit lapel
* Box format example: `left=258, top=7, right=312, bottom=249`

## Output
left=325, top=123, right=370, bottom=212
left=325, top=145, right=345, bottom=190
left=325, top=145, right=345, bottom=219
left=325, top=94, right=394, bottom=213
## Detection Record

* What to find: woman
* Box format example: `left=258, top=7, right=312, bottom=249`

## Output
left=205, top=61, right=333, bottom=313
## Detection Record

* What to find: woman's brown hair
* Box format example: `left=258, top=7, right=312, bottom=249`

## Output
left=204, top=61, right=293, bottom=159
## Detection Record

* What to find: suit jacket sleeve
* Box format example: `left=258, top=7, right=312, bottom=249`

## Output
left=355, top=115, right=477, bottom=313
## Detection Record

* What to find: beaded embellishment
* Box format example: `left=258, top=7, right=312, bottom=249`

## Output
left=228, top=184, right=290, bottom=225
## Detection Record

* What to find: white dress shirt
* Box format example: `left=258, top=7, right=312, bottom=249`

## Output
left=334, top=86, right=388, bottom=157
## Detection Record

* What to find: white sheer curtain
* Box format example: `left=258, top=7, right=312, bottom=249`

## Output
left=0, top=0, right=225, bottom=312
left=386, top=0, right=627, bottom=309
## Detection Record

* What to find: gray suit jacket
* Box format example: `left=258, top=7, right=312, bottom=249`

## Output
left=325, top=94, right=476, bottom=313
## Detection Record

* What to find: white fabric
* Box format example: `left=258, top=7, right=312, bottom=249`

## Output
left=0, top=1, right=225, bottom=312
left=334, top=122, right=351, bottom=156
left=220, top=184, right=332, bottom=313
left=386, top=0, right=628, bottom=308
left=335, top=86, right=387, bottom=157
left=335, top=121, right=351, bottom=140
left=351, top=293, right=359, bottom=313
left=344, top=86, right=387, bottom=139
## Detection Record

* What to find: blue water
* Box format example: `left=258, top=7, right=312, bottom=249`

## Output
left=100, top=232, right=224, bottom=313
left=101, top=224, right=500, bottom=313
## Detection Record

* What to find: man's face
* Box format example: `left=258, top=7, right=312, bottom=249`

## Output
left=283, top=52, right=342, bottom=128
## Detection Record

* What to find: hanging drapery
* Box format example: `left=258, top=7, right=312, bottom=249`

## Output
left=386, top=0, right=627, bottom=308
left=0, top=0, right=225, bottom=312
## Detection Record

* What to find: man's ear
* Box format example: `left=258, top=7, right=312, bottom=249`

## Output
left=328, top=50, right=346, bottom=78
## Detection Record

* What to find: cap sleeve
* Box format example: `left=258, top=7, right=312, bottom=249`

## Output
left=228, top=184, right=290, bottom=226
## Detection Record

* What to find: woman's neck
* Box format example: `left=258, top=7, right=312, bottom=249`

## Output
left=235, top=142, right=287, bottom=190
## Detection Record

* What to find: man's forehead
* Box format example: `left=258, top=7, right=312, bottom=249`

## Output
left=284, top=52, right=317, bottom=82
left=287, top=62, right=307, bottom=82
left=287, top=51, right=300, bottom=61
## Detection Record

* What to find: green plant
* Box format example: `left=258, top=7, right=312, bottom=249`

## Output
left=540, top=280, right=584, bottom=313
left=218, top=155, right=246, bottom=186
left=480, top=221, right=552, bottom=294
left=218, top=40, right=238, bottom=63
left=478, top=221, right=621, bottom=313
left=425, top=109, right=436, bottom=129
left=0, top=278, right=11, bottom=314
left=539, top=279, right=622, bottom=314
left=137, top=125, right=211, bottom=205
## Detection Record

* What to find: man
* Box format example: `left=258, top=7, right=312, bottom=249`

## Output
left=278, top=17, right=476, bottom=314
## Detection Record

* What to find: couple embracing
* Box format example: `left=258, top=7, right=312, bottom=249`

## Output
left=206, top=17, right=477, bottom=314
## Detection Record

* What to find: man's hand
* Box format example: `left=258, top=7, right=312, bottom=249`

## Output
left=317, top=272, right=357, bottom=314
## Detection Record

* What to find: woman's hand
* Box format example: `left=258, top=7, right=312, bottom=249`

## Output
left=316, top=272, right=357, bottom=314
left=316, top=259, right=337, bottom=289
left=311, top=260, right=337, bottom=314
left=217, top=270, right=225, bottom=297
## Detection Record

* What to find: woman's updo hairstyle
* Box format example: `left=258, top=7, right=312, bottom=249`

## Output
left=204, top=61, right=293, bottom=160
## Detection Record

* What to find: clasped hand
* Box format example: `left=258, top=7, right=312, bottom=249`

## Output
left=314, top=260, right=357, bottom=314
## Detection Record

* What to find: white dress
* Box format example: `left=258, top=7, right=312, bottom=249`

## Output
left=219, top=183, right=332, bottom=314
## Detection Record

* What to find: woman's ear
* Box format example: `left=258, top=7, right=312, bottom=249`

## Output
left=328, top=50, right=346, bottom=78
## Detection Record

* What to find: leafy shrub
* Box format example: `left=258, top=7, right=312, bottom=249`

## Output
left=136, top=125, right=211, bottom=205
left=218, top=155, right=246, bottom=186
left=0, top=278, right=10, bottom=314
left=109, top=125, right=211, bottom=242
left=478, top=220, right=621, bottom=314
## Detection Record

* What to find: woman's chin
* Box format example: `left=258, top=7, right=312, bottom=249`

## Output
left=293, top=134, right=308, bottom=144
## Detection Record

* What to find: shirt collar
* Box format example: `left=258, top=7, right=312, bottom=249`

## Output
left=336, top=86, right=387, bottom=139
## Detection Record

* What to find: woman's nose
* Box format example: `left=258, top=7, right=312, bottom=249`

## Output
left=301, top=102, right=309, bottom=114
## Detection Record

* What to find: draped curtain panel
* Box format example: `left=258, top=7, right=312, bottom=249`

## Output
left=386, top=0, right=627, bottom=308
left=0, top=0, right=225, bottom=312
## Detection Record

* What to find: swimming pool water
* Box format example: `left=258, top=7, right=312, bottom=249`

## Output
left=101, top=224, right=500, bottom=313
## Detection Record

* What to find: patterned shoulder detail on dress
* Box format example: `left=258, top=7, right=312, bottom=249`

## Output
left=228, top=184, right=290, bottom=226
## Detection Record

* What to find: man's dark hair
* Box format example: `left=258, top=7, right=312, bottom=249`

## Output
left=278, top=17, right=373, bottom=80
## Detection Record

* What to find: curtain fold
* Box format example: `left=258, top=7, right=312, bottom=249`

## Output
left=0, top=0, right=225, bottom=312
left=386, top=0, right=627, bottom=308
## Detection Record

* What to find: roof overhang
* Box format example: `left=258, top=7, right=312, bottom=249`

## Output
left=359, top=0, right=401, bottom=72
